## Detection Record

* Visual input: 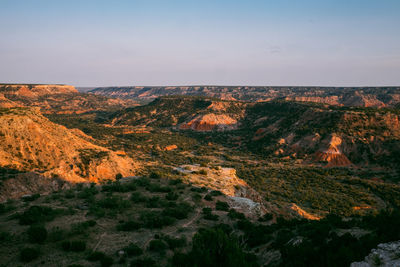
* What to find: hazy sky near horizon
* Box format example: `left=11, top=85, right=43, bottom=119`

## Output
left=0, top=0, right=399, bottom=87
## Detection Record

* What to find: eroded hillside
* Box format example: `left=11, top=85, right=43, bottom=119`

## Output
left=0, top=107, right=138, bottom=200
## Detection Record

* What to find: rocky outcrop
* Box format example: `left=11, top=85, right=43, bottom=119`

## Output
left=314, top=135, right=352, bottom=167
left=351, top=241, right=400, bottom=267
left=0, top=108, right=138, bottom=189
left=289, top=203, right=321, bottom=220
left=179, top=114, right=238, bottom=131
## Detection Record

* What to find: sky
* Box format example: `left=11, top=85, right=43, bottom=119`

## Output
left=0, top=0, right=399, bottom=87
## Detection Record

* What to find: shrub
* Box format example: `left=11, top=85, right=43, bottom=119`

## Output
left=100, top=255, right=114, bottom=267
left=209, top=190, right=223, bottom=196
left=87, top=251, right=113, bottom=267
left=190, top=187, right=207, bottom=193
left=149, top=172, right=161, bottom=179
left=215, top=201, right=229, bottom=211
left=258, top=213, right=273, bottom=222
left=134, top=177, right=150, bottom=187
left=77, top=186, right=98, bottom=199
left=202, top=207, right=219, bottom=221
left=20, top=247, right=40, bottom=262
left=87, top=251, right=106, bottom=261
left=48, top=227, right=67, bottom=242
left=162, top=202, right=193, bottom=220
left=97, top=196, right=130, bottom=210
left=146, top=196, right=163, bottom=208
left=117, top=220, right=141, bottom=231
left=0, top=203, right=6, bottom=214
left=123, top=243, right=143, bottom=256
left=102, top=181, right=130, bottom=193
left=27, top=225, right=47, bottom=243
left=70, top=220, right=96, bottom=235
left=171, top=228, right=258, bottom=267
left=164, top=235, right=187, bottom=249
left=140, top=211, right=175, bottom=229
left=148, top=239, right=168, bottom=253
left=116, top=173, right=123, bottom=180
left=61, top=240, right=86, bottom=252
left=130, top=192, right=147, bottom=202
left=169, top=179, right=183, bottom=185
left=166, top=192, right=179, bottom=201
left=130, top=257, right=157, bottom=267
left=192, top=193, right=202, bottom=202
left=18, top=206, right=60, bottom=225
left=22, top=193, right=41, bottom=202
left=198, top=169, right=207, bottom=175
left=228, top=209, right=246, bottom=220
left=204, top=194, right=213, bottom=201
left=146, top=183, right=172, bottom=193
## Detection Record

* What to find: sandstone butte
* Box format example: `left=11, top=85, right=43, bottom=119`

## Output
left=314, top=135, right=352, bottom=167
left=179, top=113, right=238, bottom=131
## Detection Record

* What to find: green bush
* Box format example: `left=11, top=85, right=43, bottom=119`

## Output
left=47, top=227, right=67, bottom=242
left=258, top=213, right=273, bottom=222
left=146, top=183, right=172, bottom=193
left=162, top=202, right=193, bottom=220
left=166, top=192, right=179, bottom=201
left=145, top=196, right=164, bottom=208
left=123, top=243, right=143, bottom=256
left=22, top=193, right=41, bottom=202
left=27, top=225, right=47, bottom=243
left=164, top=235, right=187, bottom=249
left=100, top=255, right=114, bottom=267
left=18, top=205, right=61, bottom=225
left=204, top=194, right=213, bottom=201
left=61, top=240, right=86, bottom=252
left=87, top=251, right=113, bottom=267
left=87, top=251, right=106, bottom=261
left=169, top=179, right=183, bottom=185
left=70, top=220, right=96, bottom=235
left=117, top=220, right=141, bottom=231
left=102, top=181, right=131, bottom=193
left=148, top=239, right=168, bottom=253
left=228, top=209, right=246, bottom=220
left=171, top=228, right=258, bottom=267
left=149, top=172, right=161, bottom=179
left=77, top=186, right=98, bottom=199
left=116, top=173, right=123, bottom=180
left=130, top=257, right=157, bottom=267
left=20, top=247, right=40, bottom=262
left=209, top=190, right=223, bottom=196
left=134, top=177, right=150, bottom=187
left=130, top=192, right=147, bottom=202
left=140, top=211, right=175, bottom=229
left=216, top=201, right=229, bottom=211
left=202, top=207, right=219, bottom=221
left=97, top=196, right=130, bottom=210
left=191, top=187, right=207, bottom=193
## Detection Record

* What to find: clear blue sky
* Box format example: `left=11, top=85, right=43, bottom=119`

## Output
left=0, top=0, right=399, bottom=86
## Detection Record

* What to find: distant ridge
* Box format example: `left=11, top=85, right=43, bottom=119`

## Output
left=90, top=85, right=400, bottom=107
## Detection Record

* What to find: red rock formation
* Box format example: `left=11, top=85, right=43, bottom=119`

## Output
left=314, top=135, right=352, bottom=167
left=179, top=114, right=237, bottom=131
